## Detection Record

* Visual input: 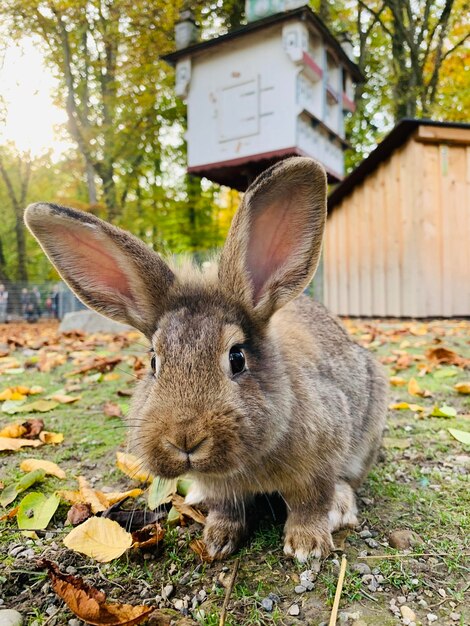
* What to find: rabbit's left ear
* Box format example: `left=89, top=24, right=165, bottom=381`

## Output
left=219, top=157, right=327, bottom=322
left=25, top=203, right=175, bottom=336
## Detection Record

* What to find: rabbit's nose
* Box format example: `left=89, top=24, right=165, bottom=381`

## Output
left=165, top=435, right=207, bottom=456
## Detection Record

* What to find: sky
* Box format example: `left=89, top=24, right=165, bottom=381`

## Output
left=0, top=37, right=72, bottom=158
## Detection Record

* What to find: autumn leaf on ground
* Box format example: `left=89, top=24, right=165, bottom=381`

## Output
left=389, top=402, right=426, bottom=412
left=0, top=436, right=42, bottom=452
left=103, top=401, right=122, bottom=418
left=38, top=559, right=154, bottom=625
left=116, top=452, right=153, bottom=483
left=39, top=431, right=64, bottom=444
left=454, top=382, right=470, bottom=394
left=430, top=405, right=457, bottom=418
left=103, top=489, right=143, bottom=506
left=77, top=476, right=108, bottom=513
left=189, top=538, right=214, bottom=563
left=103, top=372, right=121, bottom=382
left=0, top=422, right=27, bottom=438
left=63, top=516, right=133, bottom=562
left=51, top=393, right=81, bottom=404
left=0, top=505, right=19, bottom=521
left=0, top=469, right=46, bottom=507
left=448, top=428, right=470, bottom=446
left=383, top=437, right=411, bottom=450
left=408, top=377, right=432, bottom=398
left=16, top=399, right=59, bottom=413
left=426, top=347, right=467, bottom=367
left=20, top=459, right=66, bottom=479
left=147, top=477, right=177, bottom=510
left=67, top=355, right=122, bottom=377
left=171, top=494, right=206, bottom=525
left=389, top=376, right=406, bottom=387
left=67, top=502, right=92, bottom=526
left=17, top=492, right=60, bottom=529
left=131, top=522, right=165, bottom=550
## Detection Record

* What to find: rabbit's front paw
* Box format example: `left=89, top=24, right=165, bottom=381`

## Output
left=283, top=519, right=334, bottom=562
left=203, top=512, right=246, bottom=560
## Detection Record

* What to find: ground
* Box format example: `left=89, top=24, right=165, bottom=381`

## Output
left=0, top=318, right=469, bottom=626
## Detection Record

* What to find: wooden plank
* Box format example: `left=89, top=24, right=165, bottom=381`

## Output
left=440, top=144, right=453, bottom=316
left=357, top=183, right=372, bottom=316
left=448, top=146, right=469, bottom=315
left=399, top=141, right=418, bottom=317
left=416, top=125, right=470, bottom=146
left=337, top=194, right=348, bottom=315
left=384, top=150, right=402, bottom=317
left=347, top=189, right=360, bottom=316
left=370, top=165, right=386, bottom=316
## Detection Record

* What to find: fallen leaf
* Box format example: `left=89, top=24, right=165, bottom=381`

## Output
left=39, top=431, right=64, bottom=444
left=77, top=476, right=108, bottom=513
left=38, top=559, right=154, bottom=625
left=171, top=494, right=206, bottom=525
left=176, top=478, right=193, bottom=497
left=103, top=372, right=121, bottom=381
left=20, top=459, right=66, bottom=479
left=147, top=477, right=177, bottom=510
left=16, top=399, right=59, bottom=413
left=189, top=538, right=214, bottom=562
left=131, top=522, right=165, bottom=550
left=0, top=436, right=42, bottom=452
left=408, top=377, right=432, bottom=398
left=67, top=355, right=123, bottom=377
left=22, top=418, right=45, bottom=438
left=51, top=394, right=81, bottom=404
left=103, top=402, right=122, bottom=418
left=426, top=347, right=467, bottom=367
left=101, top=501, right=164, bottom=531
left=17, top=492, right=60, bottom=529
left=0, top=469, right=46, bottom=507
left=389, top=376, right=406, bottom=387
left=454, top=382, right=470, bottom=395
left=116, top=452, right=153, bottom=483
left=0, top=423, right=27, bottom=438
left=67, top=503, right=92, bottom=526
left=430, top=405, right=457, bottom=418
left=383, top=437, right=411, bottom=450
left=63, top=516, right=133, bottom=562
left=389, top=402, right=425, bottom=412
left=448, top=428, right=470, bottom=445
left=0, top=505, right=19, bottom=520
left=2, top=399, right=26, bottom=414
left=102, top=489, right=143, bottom=506
left=433, top=367, right=458, bottom=379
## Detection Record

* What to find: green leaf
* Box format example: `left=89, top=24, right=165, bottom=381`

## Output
left=448, top=428, right=470, bottom=446
left=1, top=399, right=26, bottom=414
left=167, top=506, right=180, bottom=526
left=433, top=367, right=458, bottom=379
left=147, top=476, right=177, bottom=510
left=17, top=400, right=59, bottom=413
left=430, top=405, right=457, bottom=418
left=177, top=477, right=193, bottom=497
left=17, top=492, right=60, bottom=529
left=0, top=469, right=45, bottom=507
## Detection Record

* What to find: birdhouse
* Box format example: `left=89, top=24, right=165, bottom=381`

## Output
left=163, top=2, right=362, bottom=190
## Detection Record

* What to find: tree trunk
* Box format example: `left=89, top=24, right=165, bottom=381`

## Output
left=86, top=161, right=97, bottom=205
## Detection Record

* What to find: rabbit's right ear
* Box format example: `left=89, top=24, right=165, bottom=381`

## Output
left=25, top=203, right=175, bottom=336
left=219, top=157, right=327, bottom=322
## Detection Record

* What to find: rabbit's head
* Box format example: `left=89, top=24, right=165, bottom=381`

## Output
left=25, top=157, right=327, bottom=480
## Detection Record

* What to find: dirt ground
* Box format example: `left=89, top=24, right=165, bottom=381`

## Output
left=0, top=319, right=469, bottom=626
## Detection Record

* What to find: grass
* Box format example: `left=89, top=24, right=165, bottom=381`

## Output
left=0, top=318, right=469, bottom=625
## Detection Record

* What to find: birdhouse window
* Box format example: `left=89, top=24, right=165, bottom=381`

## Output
left=218, top=78, right=260, bottom=142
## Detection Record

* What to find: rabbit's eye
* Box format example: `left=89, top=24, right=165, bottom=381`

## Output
left=229, top=346, right=246, bottom=376
left=150, top=354, right=156, bottom=373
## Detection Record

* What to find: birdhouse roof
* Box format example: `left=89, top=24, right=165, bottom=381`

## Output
left=163, top=6, right=363, bottom=82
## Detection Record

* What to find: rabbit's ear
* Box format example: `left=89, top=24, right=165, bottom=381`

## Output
left=25, top=203, right=175, bottom=335
left=219, top=157, right=327, bottom=321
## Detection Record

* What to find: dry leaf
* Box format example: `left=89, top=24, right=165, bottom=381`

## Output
left=38, top=559, right=154, bottom=625
left=23, top=418, right=45, bottom=438
left=0, top=505, right=19, bottom=520
left=454, top=382, right=470, bottom=395
left=171, top=494, right=206, bottom=525
left=388, top=402, right=425, bottom=412
left=189, top=538, right=214, bottom=562
left=67, top=355, right=122, bottom=377
left=39, top=431, right=64, bottom=444
left=131, top=522, right=165, bottom=550
left=58, top=490, right=84, bottom=505
left=102, top=489, right=143, bottom=506
left=51, top=394, right=81, bottom=404
left=103, top=402, right=122, bottom=418
left=0, top=436, right=42, bottom=452
left=20, top=459, right=66, bottom=479
left=116, top=452, right=153, bottom=483
left=426, top=347, right=467, bottom=366
left=103, top=372, right=121, bottom=382
left=407, top=377, right=432, bottom=398
left=67, top=503, right=92, bottom=526
left=389, top=376, right=406, bottom=387
left=63, top=516, right=133, bottom=562
left=77, top=476, right=108, bottom=513
left=0, top=423, right=27, bottom=438
left=16, top=399, right=59, bottom=413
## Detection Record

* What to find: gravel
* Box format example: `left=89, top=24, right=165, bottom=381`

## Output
left=288, top=604, right=300, bottom=616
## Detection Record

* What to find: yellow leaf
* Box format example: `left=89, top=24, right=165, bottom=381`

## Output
left=20, top=459, right=66, bottom=480
left=408, top=377, right=423, bottom=396
left=116, top=452, right=153, bottom=483
left=17, top=399, right=59, bottom=413
left=77, top=476, right=107, bottom=513
left=103, top=372, right=121, bottom=381
left=454, top=382, right=470, bottom=394
left=0, top=437, right=42, bottom=452
left=57, top=490, right=83, bottom=505
left=0, top=423, right=27, bottom=438
left=102, top=489, right=143, bottom=506
left=51, top=394, right=81, bottom=404
left=389, top=402, right=425, bottom=412
left=29, top=386, right=44, bottom=395
left=63, top=517, right=133, bottom=562
left=39, top=431, right=64, bottom=444
left=390, top=376, right=406, bottom=387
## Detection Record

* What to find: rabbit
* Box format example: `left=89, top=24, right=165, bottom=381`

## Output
left=24, top=157, right=387, bottom=562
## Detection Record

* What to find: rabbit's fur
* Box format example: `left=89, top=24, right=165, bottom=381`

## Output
left=25, top=157, right=387, bottom=561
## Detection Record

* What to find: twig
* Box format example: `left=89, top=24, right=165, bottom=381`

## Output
left=43, top=607, right=61, bottom=626
left=219, top=557, right=240, bottom=626
left=358, top=552, right=470, bottom=560
left=329, top=555, right=347, bottom=626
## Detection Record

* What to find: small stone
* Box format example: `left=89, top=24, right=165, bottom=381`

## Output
left=418, top=599, right=428, bottom=607
left=450, top=613, right=460, bottom=621
left=68, top=620, right=81, bottom=626
left=359, top=530, right=372, bottom=539
left=9, top=545, right=25, bottom=557
left=400, top=606, right=416, bottom=621
left=288, top=604, right=300, bottom=616
left=397, top=596, right=407, bottom=604
left=437, top=588, right=446, bottom=597
left=427, top=614, right=438, bottom=623
left=45, top=606, right=57, bottom=617
left=351, top=563, right=371, bottom=575
left=178, top=572, right=191, bottom=585
left=300, top=569, right=316, bottom=581
left=173, top=599, right=184, bottom=611
left=268, top=593, right=280, bottom=603
left=261, top=598, right=274, bottom=612
left=197, top=589, right=207, bottom=602
left=365, top=538, right=379, bottom=549
left=65, top=566, right=77, bottom=575
left=162, top=584, right=174, bottom=599
left=294, top=585, right=306, bottom=594
left=0, top=610, right=23, bottom=626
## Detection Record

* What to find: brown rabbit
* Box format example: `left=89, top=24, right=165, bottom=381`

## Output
left=25, top=157, right=387, bottom=561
